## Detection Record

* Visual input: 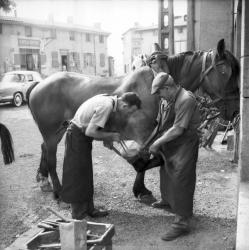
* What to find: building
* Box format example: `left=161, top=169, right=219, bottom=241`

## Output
left=0, top=16, right=112, bottom=76
left=122, top=16, right=187, bottom=74
left=187, top=0, right=234, bottom=51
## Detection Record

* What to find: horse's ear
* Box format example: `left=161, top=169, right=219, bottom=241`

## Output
left=153, top=43, right=161, bottom=52
left=217, top=39, right=225, bottom=58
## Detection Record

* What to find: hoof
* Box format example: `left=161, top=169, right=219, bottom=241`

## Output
left=137, top=194, right=157, bottom=205
left=40, top=179, right=53, bottom=192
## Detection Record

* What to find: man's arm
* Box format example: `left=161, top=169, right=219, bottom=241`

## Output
left=149, top=126, right=184, bottom=154
left=85, top=123, right=120, bottom=142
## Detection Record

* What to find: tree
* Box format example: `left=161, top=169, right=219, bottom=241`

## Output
left=0, top=0, right=16, bottom=12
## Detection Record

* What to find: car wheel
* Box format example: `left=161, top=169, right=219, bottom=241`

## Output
left=13, top=92, right=23, bottom=107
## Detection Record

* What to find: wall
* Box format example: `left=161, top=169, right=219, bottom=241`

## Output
left=194, top=0, right=233, bottom=51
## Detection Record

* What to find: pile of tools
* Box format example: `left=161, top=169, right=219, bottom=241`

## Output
left=26, top=207, right=115, bottom=250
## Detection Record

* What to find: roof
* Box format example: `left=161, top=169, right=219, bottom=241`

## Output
left=0, top=16, right=110, bottom=36
left=5, top=70, right=40, bottom=75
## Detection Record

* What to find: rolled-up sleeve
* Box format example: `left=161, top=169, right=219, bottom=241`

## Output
left=89, top=103, right=112, bottom=128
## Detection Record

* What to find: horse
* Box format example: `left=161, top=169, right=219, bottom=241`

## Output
left=0, top=123, right=14, bottom=165
left=27, top=39, right=240, bottom=200
left=131, top=54, right=147, bottom=71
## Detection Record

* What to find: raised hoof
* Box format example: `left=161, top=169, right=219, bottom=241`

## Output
left=137, top=194, right=157, bottom=205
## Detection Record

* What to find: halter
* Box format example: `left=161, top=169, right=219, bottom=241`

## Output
left=199, top=50, right=228, bottom=103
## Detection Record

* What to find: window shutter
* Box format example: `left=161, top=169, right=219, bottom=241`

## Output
left=40, top=54, right=46, bottom=65
left=51, top=51, right=59, bottom=68
left=14, top=54, right=20, bottom=65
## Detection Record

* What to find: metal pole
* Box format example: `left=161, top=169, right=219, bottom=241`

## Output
left=168, top=0, right=174, bottom=55
left=93, top=35, right=97, bottom=75
left=187, top=0, right=195, bottom=51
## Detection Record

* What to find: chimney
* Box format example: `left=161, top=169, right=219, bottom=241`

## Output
left=134, top=22, right=139, bottom=27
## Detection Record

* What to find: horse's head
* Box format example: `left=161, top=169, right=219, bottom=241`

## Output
left=200, top=39, right=240, bottom=121
left=131, top=54, right=147, bottom=71
left=107, top=66, right=158, bottom=144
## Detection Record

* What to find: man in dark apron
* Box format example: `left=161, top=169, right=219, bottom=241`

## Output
left=149, top=72, right=200, bottom=241
left=61, top=92, right=141, bottom=220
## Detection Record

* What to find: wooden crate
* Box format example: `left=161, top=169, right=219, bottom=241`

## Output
left=26, top=221, right=115, bottom=250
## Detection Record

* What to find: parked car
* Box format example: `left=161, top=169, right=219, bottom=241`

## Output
left=0, top=70, right=42, bottom=107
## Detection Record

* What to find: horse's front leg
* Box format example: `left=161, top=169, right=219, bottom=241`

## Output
left=132, top=170, right=156, bottom=204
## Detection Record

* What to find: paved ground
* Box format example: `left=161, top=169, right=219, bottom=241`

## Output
left=0, top=104, right=238, bottom=249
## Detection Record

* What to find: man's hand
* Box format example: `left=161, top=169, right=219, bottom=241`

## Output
left=103, top=140, right=113, bottom=149
left=149, top=141, right=161, bottom=155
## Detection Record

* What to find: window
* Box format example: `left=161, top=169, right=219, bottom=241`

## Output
left=26, top=74, right=33, bottom=81
left=83, top=53, right=94, bottom=67
left=178, top=27, right=183, bottom=33
left=86, top=33, right=91, bottom=42
left=69, top=31, right=75, bottom=41
left=99, top=35, right=104, bottom=43
left=25, top=26, right=32, bottom=37
left=50, top=29, right=56, bottom=39
left=100, top=53, right=105, bottom=67
left=51, top=51, right=59, bottom=68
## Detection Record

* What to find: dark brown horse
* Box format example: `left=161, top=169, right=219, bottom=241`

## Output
left=0, top=123, right=14, bottom=165
left=27, top=39, right=239, bottom=199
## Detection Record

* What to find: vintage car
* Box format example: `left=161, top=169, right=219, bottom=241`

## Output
left=0, top=70, right=42, bottom=107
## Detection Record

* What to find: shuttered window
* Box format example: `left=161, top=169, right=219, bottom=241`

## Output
left=100, top=53, right=105, bottom=67
left=83, top=53, right=94, bottom=67
left=51, top=51, right=59, bottom=68
left=25, top=26, right=32, bottom=37
left=99, top=35, right=104, bottom=43
left=86, top=33, right=91, bottom=42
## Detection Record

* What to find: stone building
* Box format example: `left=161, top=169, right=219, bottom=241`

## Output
left=122, top=15, right=187, bottom=74
left=0, top=16, right=112, bottom=76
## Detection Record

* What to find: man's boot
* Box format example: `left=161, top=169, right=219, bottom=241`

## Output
left=161, top=215, right=190, bottom=241
left=87, top=199, right=109, bottom=218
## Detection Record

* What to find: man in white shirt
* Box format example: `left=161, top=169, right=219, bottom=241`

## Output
left=61, top=92, right=141, bottom=219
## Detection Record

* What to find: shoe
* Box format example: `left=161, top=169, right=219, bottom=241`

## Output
left=152, top=200, right=171, bottom=209
left=88, top=208, right=109, bottom=218
left=161, top=225, right=190, bottom=241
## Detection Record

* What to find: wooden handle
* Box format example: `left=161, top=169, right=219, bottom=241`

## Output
left=46, top=207, right=70, bottom=222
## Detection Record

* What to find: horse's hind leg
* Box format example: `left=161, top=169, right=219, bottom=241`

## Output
left=46, top=139, right=61, bottom=199
left=36, top=142, right=53, bottom=192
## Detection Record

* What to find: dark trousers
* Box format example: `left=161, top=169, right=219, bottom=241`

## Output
left=61, top=123, right=94, bottom=207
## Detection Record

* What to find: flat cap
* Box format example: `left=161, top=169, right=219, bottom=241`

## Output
left=151, top=72, right=174, bottom=94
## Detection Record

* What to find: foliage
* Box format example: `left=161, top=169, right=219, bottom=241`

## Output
left=0, top=0, right=16, bottom=12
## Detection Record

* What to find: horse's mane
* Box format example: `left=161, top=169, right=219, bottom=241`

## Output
left=224, top=50, right=240, bottom=85
left=164, top=51, right=204, bottom=83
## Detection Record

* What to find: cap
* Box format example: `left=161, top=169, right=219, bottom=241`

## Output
left=151, top=72, right=174, bottom=94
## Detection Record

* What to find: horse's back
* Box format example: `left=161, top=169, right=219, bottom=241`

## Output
left=28, top=72, right=122, bottom=134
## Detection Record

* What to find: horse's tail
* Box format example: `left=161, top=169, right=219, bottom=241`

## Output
left=26, top=81, right=39, bottom=106
left=0, top=123, right=15, bottom=165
